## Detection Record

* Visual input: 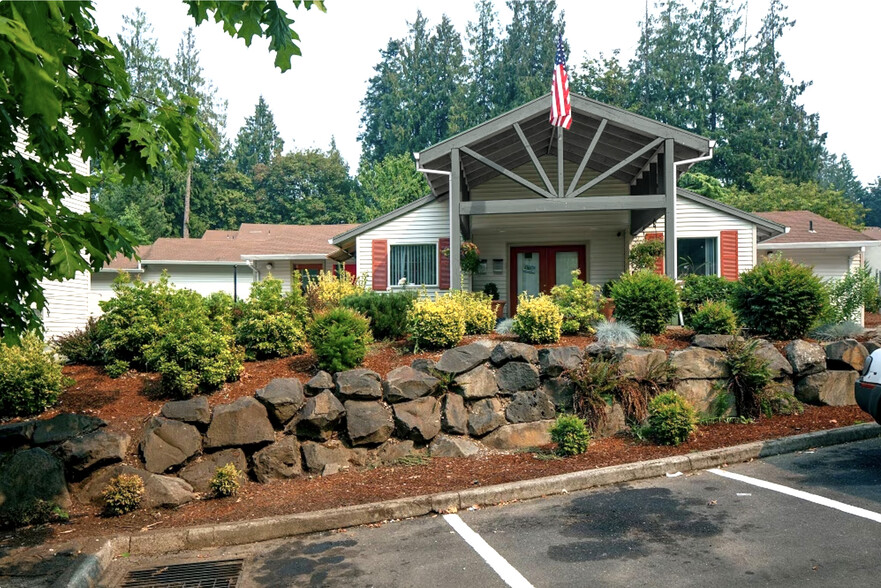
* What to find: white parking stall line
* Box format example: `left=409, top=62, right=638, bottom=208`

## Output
left=708, top=468, right=881, bottom=524
left=443, top=514, right=535, bottom=588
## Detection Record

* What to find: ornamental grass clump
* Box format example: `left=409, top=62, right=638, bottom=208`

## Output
left=645, top=391, right=697, bottom=446
left=550, top=270, right=603, bottom=335
left=308, top=307, right=373, bottom=372
left=567, top=357, right=620, bottom=432
left=210, top=463, right=242, bottom=498
left=512, top=293, right=562, bottom=344
left=610, top=270, right=679, bottom=335
left=0, top=333, right=66, bottom=418
left=407, top=294, right=465, bottom=350
left=550, top=414, right=591, bottom=456
left=594, top=319, right=638, bottom=347
left=102, top=474, right=144, bottom=516
left=689, top=300, right=738, bottom=335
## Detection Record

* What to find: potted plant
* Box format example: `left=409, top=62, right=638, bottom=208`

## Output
left=601, top=280, right=616, bottom=320
left=460, top=241, right=481, bottom=274
left=483, top=282, right=506, bottom=318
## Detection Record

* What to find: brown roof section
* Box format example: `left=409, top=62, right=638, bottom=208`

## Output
left=101, top=223, right=359, bottom=268
left=756, top=211, right=877, bottom=244
left=863, top=226, right=881, bottom=241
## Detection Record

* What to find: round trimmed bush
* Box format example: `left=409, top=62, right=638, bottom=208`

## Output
left=610, top=270, right=679, bottom=335
left=0, top=333, right=65, bottom=417
left=550, top=415, right=591, bottom=456
left=102, top=474, right=144, bottom=516
left=210, top=463, right=242, bottom=498
left=680, top=274, right=735, bottom=323
left=307, top=306, right=373, bottom=372
left=645, top=391, right=697, bottom=446
left=407, top=295, right=465, bottom=350
left=689, top=300, right=738, bottom=335
left=730, top=255, right=827, bottom=340
left=512, top=293, right=563, bottom=344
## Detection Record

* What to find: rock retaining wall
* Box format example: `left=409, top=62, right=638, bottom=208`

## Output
left=0, top=336, right=867, bottom=517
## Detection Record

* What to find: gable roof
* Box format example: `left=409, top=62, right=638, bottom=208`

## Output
left=330, top=194, right=438, bottom=247
left=756, top=211, right=878, bottom=248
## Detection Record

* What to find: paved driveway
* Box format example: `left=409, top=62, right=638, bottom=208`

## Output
left=102, top=437, right=881, bottom=587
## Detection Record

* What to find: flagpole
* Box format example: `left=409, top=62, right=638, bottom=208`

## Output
left=557, top=127, right=564, bottom=198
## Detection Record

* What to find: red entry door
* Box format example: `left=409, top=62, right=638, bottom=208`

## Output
left=510, top=245, right=586, bottom=314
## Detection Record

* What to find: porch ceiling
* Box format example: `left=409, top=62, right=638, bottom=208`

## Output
left=418, top=93, right=711, bottom=199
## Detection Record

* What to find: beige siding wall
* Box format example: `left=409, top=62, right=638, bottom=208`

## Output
left=766, top=249, right=863, bottom=281
left=634, top=196, right=757, bottom=276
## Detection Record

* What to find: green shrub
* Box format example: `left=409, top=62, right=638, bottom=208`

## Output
left=512, top=293, right=563, bottom=344
left=550, top=415, right=591, bottom=456
left=0, top=499, right=68, bottom=529
left=730, top=255, right=827, bottom=340
left=550, top=270, right=603, bottom=335
left=758, top=382, right=804, bottom=418
left=637, top=333, right=655, bottom=347
left=204, top=292, right=236, bottom=334
left=52, top=318, right=102, bottom=364
left=102, top=473, right=144, bottom=516
left=341, top=291, right=416, bottom=340
left=628, top=239, right=665, bottom=271
left=595, top=319, right=638, bottom=347
left=407, top=295, right=465, bottom=350
left=680, top=274, right=735, bottom=323
left=210, top=463, right=242, bottom=497
left=690, top=300, right=738, bottom=335
left=723, top=337, right=772, bottom=419
left=450, top=290, right=496, bottom=335
left=610, top=270, right=679, bottom=335
left=104, top=359, right=130, bottom=378
left=482, top=282, right=500, bottom=300
left=0, top=333, right=65, bottom=417
left=645, top=391, right=697, bottom=445
left=236, top=278, right=308, bottom=360
left=825, top=267, right=878, bottom=323
left=308, top=307, right=373, bottom=372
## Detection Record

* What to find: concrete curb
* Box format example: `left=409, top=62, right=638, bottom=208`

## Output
left=59, top=422, right=881, bottom=586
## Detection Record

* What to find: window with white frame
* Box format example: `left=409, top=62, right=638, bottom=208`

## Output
left=677, top=237, right=718, bottom=276
left=390, top=243, right=437, bottom=286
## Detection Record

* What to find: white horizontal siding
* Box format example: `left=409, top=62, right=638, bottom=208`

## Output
left=770, top=249, right=862, bottom=281
left=634, top=196, right=757, bottom=276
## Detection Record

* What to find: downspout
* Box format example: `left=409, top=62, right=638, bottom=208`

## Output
left=246, top=260, right=260, bottom=282
left=233, top=265, right=238, bottom=302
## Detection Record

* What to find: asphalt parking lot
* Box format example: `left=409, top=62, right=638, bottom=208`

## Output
left=102, top=437, right=881, bottom=588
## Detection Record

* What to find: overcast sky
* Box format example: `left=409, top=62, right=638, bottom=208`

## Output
left=93, top=0, right=879, bottom=184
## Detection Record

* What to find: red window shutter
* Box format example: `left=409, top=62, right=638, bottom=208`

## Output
left=645, top=232, right=664, bottom=275
left=371, top=240, right=388, bottom=291
left=438, top=238, right=451, bottom=290
left=720, top=230, right=739, bottom=281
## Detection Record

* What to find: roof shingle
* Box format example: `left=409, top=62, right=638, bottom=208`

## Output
left=756, top=211, right=876, bottom=245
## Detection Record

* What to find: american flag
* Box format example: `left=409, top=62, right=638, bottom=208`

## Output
left=550, top=36, right=572, bottom=129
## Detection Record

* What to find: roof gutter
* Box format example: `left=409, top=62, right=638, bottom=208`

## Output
left=673, top=140, right=715, bottom=171
left=757, top=241, right=880, bottom=250
left=142, top=260, right=252, bottom=266
left=240, top=254, right=329, bottom=261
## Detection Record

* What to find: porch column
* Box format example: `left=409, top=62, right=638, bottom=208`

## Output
left=664, top=138, right=677, bottom=280
left=450, top=148, right=462, bottom=288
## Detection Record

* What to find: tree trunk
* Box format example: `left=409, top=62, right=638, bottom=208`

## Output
left=183, top=160, right=193, bottom=238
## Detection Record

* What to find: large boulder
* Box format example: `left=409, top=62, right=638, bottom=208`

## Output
left=785, top=340, right=826, bottom=377
left=383, top=366, right=440, bottom=403
left=505, top=390, right=556, bottom=424
left=410, top=358, right=437, bottom=374
left=617, top=348, right=668, bottom=380
left=32, top=414, right=104, bottom=446
left=256, top=378, right=306, bottom=426
left=429, top=434, right=481, bottom=458
left=496, top=362, right=540, bottom=393
left=288, top=390, right=346, bottom=440
left=490, top=342, right=539, bottom=366
left=205, top=397, right=275, bottom=450
left=0, top=420, right=35, bottom=451
left=393, top=397, right=442, bottom=443
left=178, top=449, right=247, bottom=493
left=796, top=371, right=857, bottom=406
left=692, top=334, right=741, bottom=350
left=542, top=377, right=575, bottom=411
left=0, top=448, right=70, bottom=518
left=454, top=365, right=499, bottom=399
left=77, top=465, right=195, bottom=508
left=596, top=403, right=627, bottom=438
left=539, top=346, right=583, bottom=377
left=754, top=340, right=793, bottom=378
left=160, top=396, right=211, bottom=426
left=669, top=347, right=728, bottom=379
left=140, top=417, right=202, bottom=473
left=344, top=401, right=394, bottom=446
left=57, top=429, right=129, bottom=478
left=305, top=371, right=334, bottom=396
left=335, top=369, right=383, bottom=400
left=441, top=393, right=467, bottom=435
left=674, top=379, right=731, bottom=416
left=823, top=339, right=868, bottom=371
left=467, top=398, right=506, bottom=437
left=376, top=439, right=415, bottom=464
left=435, top=342, right=492, bottom=375
left=482, top=421, right=553, bottom=450
left=252, top=437, right=302, bottom=483
left=300, top=440, right=368, bottom=474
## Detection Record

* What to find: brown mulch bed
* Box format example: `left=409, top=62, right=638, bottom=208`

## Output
left=865, top=312, right=881, bottom=329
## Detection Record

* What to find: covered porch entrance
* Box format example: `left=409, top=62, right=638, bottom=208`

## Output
left=510, top=244, right=585, bottom=313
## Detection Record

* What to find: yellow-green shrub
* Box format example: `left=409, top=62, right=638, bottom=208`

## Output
left=450, top=290, right=496, bottom=335
left=550, top=270, right=603, bottom=335
left=305, top=270, right=367, bottom=313
left=512, top=293, right=563, bottom=344
left=407, top=295, right=465, bottom=350
left=209, top=463, right=242, bottom=498
left=0, top=333, right=65, bottom=417
left=102, top=474, right=144, bottom=516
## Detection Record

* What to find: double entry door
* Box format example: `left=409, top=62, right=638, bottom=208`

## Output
left=510, top=245, right=586, bottom=314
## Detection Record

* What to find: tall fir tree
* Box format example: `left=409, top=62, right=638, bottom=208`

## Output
left=454, top=0, right=501, bottom=131
left=234, top=96, right=284, bottom=173
left=116, top=7, right=170, bottom=101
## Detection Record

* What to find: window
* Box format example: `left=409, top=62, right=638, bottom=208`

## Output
left=390, top=244, right=437, bottom=286
left=677, top=237, right=717, bottom=276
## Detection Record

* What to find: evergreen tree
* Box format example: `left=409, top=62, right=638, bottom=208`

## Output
left=234, top=96, right=284, bottom=173
left=116, top=7, right=170, bottom=101
left=817, top=152, right=868, bottom=205
left=357, top=153, right=430, bottom=219
left=359, top=39, right=407, bottom=163
left=571, top=50, right=633, bottom=109
left=454, top=0, right=501, bottom=130
left=690, top=0, right=741, bottom=135
left=865, top=178, right=881, bottom=228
